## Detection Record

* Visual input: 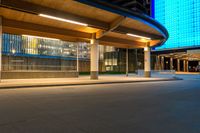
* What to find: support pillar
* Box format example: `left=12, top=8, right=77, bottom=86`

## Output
left=199, top=61, right=200, bottom=65
left=183, top=60, right=186, bottom=72
left=177, top=59, right=180, bottom=72
left=0, top=17, right=2, bottom=81
left=144, top=44, right=151, bottom=77
left=135, top=49, right=138, bottom=74
left=126, top=48, right=128, bottom=77
left=157, top=55, right=161, bottom=70
left=90, top=39, right=99, bottom=79
left=76, top=43, right=79, bottom=77
left=161, top=56, right=164, bottom=70
left=186, top=60, right=189, bottom=72
left=170, top=57, right=173, bottom=70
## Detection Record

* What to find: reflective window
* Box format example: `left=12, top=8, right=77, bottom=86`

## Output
left=2, top=33, right=90, bottom=59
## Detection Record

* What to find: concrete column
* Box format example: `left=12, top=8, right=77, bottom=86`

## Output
left=0, top=17, right=2, bottom=81
left=199, top=61, right=200, bottom=65
left=186, top=60, right=189, bottom=72
left=76, top=43, right=79, bottom=77
left=170, top=57, right=173, bottom=70
left=155, top=55, right=160, bottom=70
left=90, top=39, right=99, bottom=79
left=144, top=44, right=151, bottom=77
left=157, top=56, right=161, bottom=70
left=161, top=56, right=164, bottom=70
left=183, top=60, right=186, bottom=72
left=135, top=49, right=138, bottom=74
left=126, top=48, right=128, bottom=77
left=177, top=59, right=180, bottom=72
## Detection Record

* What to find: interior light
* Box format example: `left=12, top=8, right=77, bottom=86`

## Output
left=90, top=39, right=95, bottom=44
left=22, top=35, right=60, bottom=41
left=127, top=33, right=151, bottom=40
left=11, top=49, right=16, bottom=54
left=39, top=14, right=88, bottom=26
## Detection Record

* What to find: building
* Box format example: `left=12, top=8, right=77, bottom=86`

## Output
left=152, top=0, right=200, bottom=72
left=0, top=0, right=168, bottom=80
left=104, top=0, right=151, bottom=15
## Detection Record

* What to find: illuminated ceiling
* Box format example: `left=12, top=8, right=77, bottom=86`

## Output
left=0, top=0, right=168, bottom=48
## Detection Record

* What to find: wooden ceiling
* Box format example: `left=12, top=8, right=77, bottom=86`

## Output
left=0, top=0, right=166, bottom=48
left=120, top=18, right=161, bottom=36
left=0, top=7, right=99, bottom=34
left=25, top=0, right=119, bottom=23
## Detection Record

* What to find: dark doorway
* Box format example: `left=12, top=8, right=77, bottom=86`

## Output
left=173, top=59, right=177, bottom=71
left=180, top=60, right=183, bottom=71
left=189, top=61, right=198, bottom=72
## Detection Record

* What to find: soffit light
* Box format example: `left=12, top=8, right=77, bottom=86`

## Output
left=22, top=35, right=60, bottom=41
left=126, top=33, right=151, bottom=40
left=39, top=14, right=88, bottom=26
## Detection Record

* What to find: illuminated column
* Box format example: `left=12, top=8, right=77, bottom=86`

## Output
left=155, top=55, right=161, bottom=70
left=76, top=44, right=79, bottom=77
left=144, top=44, right=151, bottom=77
left=186, top=60, right=189, bottom=72
left=90, top=39, right=99, bottom=79
left=199, top=61, right=200, bottom=65
left=177, top=59, right=180, bottom=72
left=0, top=16, right=2, bottom=81
left=161, top=56, right=164, bottom=70
left=126, top=48, right=128, bottom=76
left=157, top=56, right=161, bottom=70
left=170, top=57, right=173, bottom=70
left=183, top=60, right=186, bottom=72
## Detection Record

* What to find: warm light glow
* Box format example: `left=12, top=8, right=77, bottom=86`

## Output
left=22, top=35, right=60, bottom=41
left=90, top=39, right=95, bottom=44
left=127, top=33, right=151, bottom=40
left=140, top=38, right=150, bottom=42
left=39, top=14, right=88, bottom=26
left=11, top=49, right=16, bottom=54
left=144, top=47, right=149, bottom=51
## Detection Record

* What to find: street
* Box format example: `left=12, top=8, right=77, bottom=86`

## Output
left=0, top=79, right=200, bottom=133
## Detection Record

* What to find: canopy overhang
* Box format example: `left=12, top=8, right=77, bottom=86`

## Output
left=0, top=0, right=168, bottom=48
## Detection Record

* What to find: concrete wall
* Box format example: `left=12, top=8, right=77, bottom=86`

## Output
left=2, top=71, right=78, bottom=79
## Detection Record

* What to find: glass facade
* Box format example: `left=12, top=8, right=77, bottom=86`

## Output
left=1, top=33, right=147, bottom=73
left=2, top=33, right=90, bottom=59
left=2, top=33, right=91, bottom=72
left=153, top=0, right=200, bottom=50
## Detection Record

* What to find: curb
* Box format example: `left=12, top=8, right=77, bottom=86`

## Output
left=0, top=78, right=182, bottom=89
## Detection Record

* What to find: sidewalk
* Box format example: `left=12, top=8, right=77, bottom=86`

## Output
left=176, top=72, right=200, bottom=75
left=0, top=75, right=180, bottom=89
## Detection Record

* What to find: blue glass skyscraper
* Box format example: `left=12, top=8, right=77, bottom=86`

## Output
left=153, top=0, right=200, bottom=50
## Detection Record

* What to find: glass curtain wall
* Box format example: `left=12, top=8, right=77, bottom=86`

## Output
left=2, top=33, right=90, bottom=71
left=2, top=33, right=90, bottom=58
left=1, top=33, right=146, bottom=73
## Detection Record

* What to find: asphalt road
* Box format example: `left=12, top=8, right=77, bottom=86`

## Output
left=0, top=79, right=200, bottom=133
